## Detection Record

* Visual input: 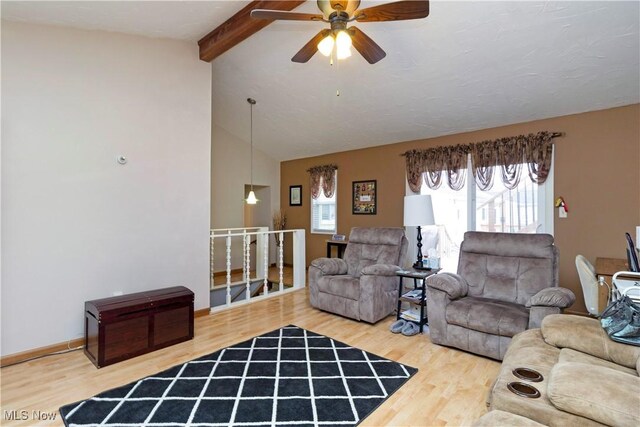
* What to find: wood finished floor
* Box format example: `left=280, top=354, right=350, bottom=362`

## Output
left=0, top=288, right=499, bottom=426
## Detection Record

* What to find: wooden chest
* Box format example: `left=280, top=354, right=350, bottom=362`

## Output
left=84, top=286, right=194, bottom=368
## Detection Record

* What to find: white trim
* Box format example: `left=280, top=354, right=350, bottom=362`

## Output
left=539, top=146, right=555, bottom=235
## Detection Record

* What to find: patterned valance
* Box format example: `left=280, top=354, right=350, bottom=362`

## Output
left=307, top=164, right=338, bottom=199
left=402, top=131, right=558, bottom=193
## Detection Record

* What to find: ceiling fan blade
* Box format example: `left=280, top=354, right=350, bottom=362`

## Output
left=349, top=27, right=386, bottom=64
left=291, top=29, right=331, bottom=63
left=250, top=9, right=323, bottom=21
left=355, top=0, right=429, bottom=22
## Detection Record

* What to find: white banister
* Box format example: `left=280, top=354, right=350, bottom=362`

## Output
left=278, top=231, right=284, bottom=292
left=225, top=232, right=231, bottom=305
left=292, top=229, right=306, bottom=288
left=245, top=232, right=251, bottom=301
left=210, top=227, right=307, bottom=311
left=263, top=233, right=269, bottom=296
left=255, top=226, right=268, bottom=279
left=209, top=232, right=214, bottom=287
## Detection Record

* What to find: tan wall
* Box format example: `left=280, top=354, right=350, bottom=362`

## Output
left=280, top=104, right=640, bottom=314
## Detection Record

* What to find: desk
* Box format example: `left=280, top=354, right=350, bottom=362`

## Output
left=326, top=240, right=348, bottom=258
left=595, top=257, right=628, bottom=312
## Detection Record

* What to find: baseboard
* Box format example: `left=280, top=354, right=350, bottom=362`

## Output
left=0, top=337, right=85, bottom=368
left=194, top=308, right=210, bottom=318
left=1, top=308, right=212, bottom=367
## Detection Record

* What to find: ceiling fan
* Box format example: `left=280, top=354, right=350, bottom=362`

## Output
left=250, top=0, right=429, bottom=64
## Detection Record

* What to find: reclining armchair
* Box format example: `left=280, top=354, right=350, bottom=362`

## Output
left=426, top=231, right=575, bottom=360
left=309, top=227, right=408, bottom=323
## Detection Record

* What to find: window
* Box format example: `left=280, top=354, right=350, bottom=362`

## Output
left=311, top=173, right=337, bottom=234
left=415, top=156, right=553, bottom=272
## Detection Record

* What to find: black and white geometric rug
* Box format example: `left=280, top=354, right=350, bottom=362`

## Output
left=60, top=325, right=417, bottom=426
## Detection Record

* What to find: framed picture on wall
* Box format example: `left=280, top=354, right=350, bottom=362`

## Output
left=289, top=185, right=302, bottom=206
left=352, top=180, right=377, bottom=215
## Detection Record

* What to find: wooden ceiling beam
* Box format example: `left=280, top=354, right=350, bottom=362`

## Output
left=198, top=0, right=306, bottom=62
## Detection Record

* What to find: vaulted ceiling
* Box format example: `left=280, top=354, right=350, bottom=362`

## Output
left=3, top=1, right=639, bottom=161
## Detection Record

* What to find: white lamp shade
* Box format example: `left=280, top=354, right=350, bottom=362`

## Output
left=404, top=195, right=435, bottom=226
left=246, top=190, right=258, bottom=205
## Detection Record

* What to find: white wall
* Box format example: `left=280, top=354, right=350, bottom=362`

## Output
left=210, top=124, right=280, bottom=272
left=1, top=21, right=212, bottom=356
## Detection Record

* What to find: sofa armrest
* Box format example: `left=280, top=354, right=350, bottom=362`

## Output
left=526, top=287, right=575, bottom=308
left=542, top=314, right=640, bottom=369
left=310, top=257, right=348, bottom=276
left=425, top=273, right=468, bottom=300
left=548, top=362, right=640, bottom=427
left=361, top=264, right=401, bottom=276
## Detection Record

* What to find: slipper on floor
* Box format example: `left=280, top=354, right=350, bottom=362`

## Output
left=390, top=319, right=406, bottom=333
left=402, top=322, right=420, bottom=336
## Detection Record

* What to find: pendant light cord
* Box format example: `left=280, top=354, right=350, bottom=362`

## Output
left=250, top=101, right=253, bottom=190
left=247, top=98, right=256, bottom=192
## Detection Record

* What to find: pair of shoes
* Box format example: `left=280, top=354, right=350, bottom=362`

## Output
left=401, top=322, right=420, bottom=336
left=390, top=319, right=405, bottom=333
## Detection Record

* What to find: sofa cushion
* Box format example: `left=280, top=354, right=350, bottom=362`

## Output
left=542, top=314, right=640, bottom=369
left=548, top=362, right=640, bottom=427
left=343, top=228, right=405, bottom=277
left=559, top=348, right=638, bottom=376
left=446, top=296, right=529, bottom=338
left=458, top=232, right=558, bottom=306
left=473, top=410, right=547, bottom=427
left=316, top=276, right=360, bottom=300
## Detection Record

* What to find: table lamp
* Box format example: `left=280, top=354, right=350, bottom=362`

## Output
left=404, top=195, right=435, bottom=270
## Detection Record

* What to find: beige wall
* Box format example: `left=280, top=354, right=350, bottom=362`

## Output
left=1, top=21, right=211, bottom=355
left=211, top=124, right=281, bottom=271
left=281, top=104, right=640, bottom=314
left=211, top=124, right=280, bottom=230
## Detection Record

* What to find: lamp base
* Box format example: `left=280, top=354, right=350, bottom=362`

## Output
left=412, top=261, right=432, bottom=271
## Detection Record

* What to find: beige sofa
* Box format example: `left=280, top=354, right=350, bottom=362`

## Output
left=488, top=314, right=640, bottom=426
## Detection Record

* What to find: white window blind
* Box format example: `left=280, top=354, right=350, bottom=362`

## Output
left=311, top=173, right=337, bottom=234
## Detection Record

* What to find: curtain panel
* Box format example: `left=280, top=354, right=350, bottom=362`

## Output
left=307, top=164, right=338, bottom=199
left=402, top=131, right=557, bottom=193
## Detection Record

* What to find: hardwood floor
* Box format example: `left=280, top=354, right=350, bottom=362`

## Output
left=0, top=288, right=500, bottom=426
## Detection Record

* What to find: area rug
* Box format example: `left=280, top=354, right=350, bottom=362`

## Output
left=60, top=325, right=417, bottom=426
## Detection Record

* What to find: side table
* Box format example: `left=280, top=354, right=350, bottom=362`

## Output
left=326, top=240, right=348, bottom=258
left=395, top=269, right=440, bottom=333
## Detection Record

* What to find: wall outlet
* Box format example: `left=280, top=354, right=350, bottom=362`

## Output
left=112, top=290, right=123, bottom=296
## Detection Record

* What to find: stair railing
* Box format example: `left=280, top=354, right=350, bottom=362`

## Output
left=209, top=227, right=306, bottom=310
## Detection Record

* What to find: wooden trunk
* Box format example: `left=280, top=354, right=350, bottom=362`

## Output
left=84, top=286, right=194, bottom=368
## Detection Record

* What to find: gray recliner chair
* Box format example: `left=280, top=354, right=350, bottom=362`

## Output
left=309, top=227, right=408, bottom=323
left=425, top=231, right=575, bottom=360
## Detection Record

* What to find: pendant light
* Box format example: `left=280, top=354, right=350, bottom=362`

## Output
left=245, top=98, right=258, bottom=205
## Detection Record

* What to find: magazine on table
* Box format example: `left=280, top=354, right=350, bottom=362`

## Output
left=402, top=289, right=424, bottom=301
left=400, top=308, right=422, bottom=321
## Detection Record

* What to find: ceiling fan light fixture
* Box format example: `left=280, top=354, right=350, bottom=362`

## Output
left=317, top=34, right=335, bottom=56
left=335, top=30, right=352, bottom=60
